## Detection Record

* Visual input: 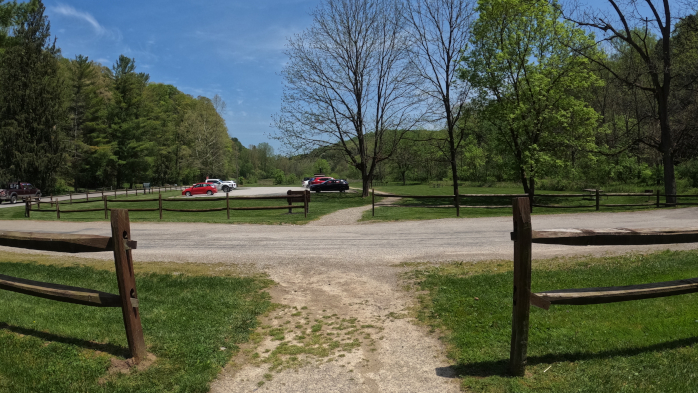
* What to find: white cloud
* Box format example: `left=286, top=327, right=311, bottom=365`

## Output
left=50, top=4, right=120, bottom=40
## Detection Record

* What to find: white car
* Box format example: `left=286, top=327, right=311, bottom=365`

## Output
left=206, top=178, right=237, bottom=192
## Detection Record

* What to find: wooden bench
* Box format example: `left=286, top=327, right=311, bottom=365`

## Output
left=0, top=209, right=146, bottom=363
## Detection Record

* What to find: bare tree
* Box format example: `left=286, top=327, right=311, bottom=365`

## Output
left=405, top=0, right=475, bottom=213
left=273, top=0, right=425, bottom=197
left=563, top=0, right=697, bottom=204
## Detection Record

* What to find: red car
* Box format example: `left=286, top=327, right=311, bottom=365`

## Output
left=182, top=183, right=217, bottom=196
left=309, top=176, right=333, bottom=186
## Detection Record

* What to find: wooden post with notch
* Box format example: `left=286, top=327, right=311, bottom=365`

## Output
left=226, top=192, right=229, bottom=219
left=510, top=197, right=532, bottom=376
left=159, top=193, right=163, bottom=220
left=103, top=196, right=108, bottom=219
left=595, top=189, right=600, bottom=211
left=110, top=209, right=146, bottom=363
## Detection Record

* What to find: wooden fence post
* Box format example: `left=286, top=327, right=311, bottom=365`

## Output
left=101, top=189, right=104, bottom=199
left=455, top=194, right=460, bottom=217
left=305, top=190, right=309, bottom=218
left=50, top=195, right=53, bottom=208
left=159, top=193, right=163, bottom=220
left=110, top=209, right=147, bottom=363
left=596, top=189, right=600, bottom=211
left=372, top=188, right=375, bottom=217
left=114, top=189, right=117, bottom=199
left=656, top=190, right=660, bottom=208
left=510, top=197, right=532, bottom=377
left=126, top=188, right=128, bottom=197
left=56, top=200, right=60, bottom=219
left=25, top=200, right=30, bottom=218
left=70, top=192, right=73, bottom=204
left=226, top=192, right=230, bottom=219
left=104, top=196, right=108, bottom=219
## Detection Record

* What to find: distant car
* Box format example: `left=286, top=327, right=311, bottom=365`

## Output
left=309, top=177, right=333, bottom=186
left=309, top=179, right=349, bottom=193
left=0, top=182, right=41, bottom=204
left=302, top=177, right=312, bottom=188
left=182, top=183, right=217, bottom=196
left=206, top=178, right=237, bottom=192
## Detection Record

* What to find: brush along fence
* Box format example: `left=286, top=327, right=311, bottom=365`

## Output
left=27, top=190, right=310, bottom=220
left=0, top=209, right=147, bottom=363
left=370, top=189, right=698, bottom=217
left=508, top=197, right=698, bottom=377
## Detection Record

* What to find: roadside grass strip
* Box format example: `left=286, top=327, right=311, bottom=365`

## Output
left=409, top=250, right=698, bottom=392
left=0, top=253, right=272, bottom=393
left=0, top=190, right=373, bottom=224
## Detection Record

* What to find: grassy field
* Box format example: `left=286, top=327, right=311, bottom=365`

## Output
left=362, top=184, right=697, bottom=222
left=0, top=251, right=272, bottom=393
left=410, top=250, right=698, bottom=392
left=0, top=189, right=375, bottom=224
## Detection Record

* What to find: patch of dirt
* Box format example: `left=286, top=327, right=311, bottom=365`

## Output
left=98, top=353, right=157, bottom=384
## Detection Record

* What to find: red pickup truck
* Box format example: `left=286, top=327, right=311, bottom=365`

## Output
left=0, top=182, right=41, bottom=204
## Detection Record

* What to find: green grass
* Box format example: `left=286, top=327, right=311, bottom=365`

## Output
left=0, top=189, right=373, bottom=224
left=0, top=254, right=273, bottom=393
left=362, top=184, right=696, bottom=222
left=411, top=251, right=698, bottom=392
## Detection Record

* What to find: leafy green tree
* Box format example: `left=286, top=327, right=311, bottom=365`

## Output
left=564, top=0, right=693, bottom=203
left=180, top=95, right=231, bottom=179
left=0, top=0, right=66, bottom=191
left=313, top=158, right=330, bottom=175
left=461, top=0, right=601, bottom=195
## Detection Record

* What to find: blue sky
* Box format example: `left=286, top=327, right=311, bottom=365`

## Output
left=45, top=0, right=320, bottom=150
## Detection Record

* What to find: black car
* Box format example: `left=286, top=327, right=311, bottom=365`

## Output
left=309, top=179, right=349, bottom=193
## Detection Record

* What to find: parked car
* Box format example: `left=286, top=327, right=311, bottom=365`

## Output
left=309, top=179, right=349, bottom=193
left=182, top=183, right=217, bottom=196
left=309, top=176, right=333, bottom=186
left=0, top=182, right=41, bottom=204
left=205, top=178, right=237, bottom=192
left=302, top=177, right=312, bottom=188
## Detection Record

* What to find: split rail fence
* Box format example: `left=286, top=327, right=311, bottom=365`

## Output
left=371, top=189, right=698, bottom=217
left=508, top=197, right=698, bottom=376
left=0, top=209, right=147, bottom=362
left=25, top=190, right=310, bottom=220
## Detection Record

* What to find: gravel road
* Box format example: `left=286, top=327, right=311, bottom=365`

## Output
left=2, top=206, right=697, bottom=392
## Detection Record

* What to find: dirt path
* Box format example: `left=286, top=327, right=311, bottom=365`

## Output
left=210, top=259, right=459, bottom=393
left=212, top=196, right=454, bottom=392
left=306, top=197, right=401, bottom=226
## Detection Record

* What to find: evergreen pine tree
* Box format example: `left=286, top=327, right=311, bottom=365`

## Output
left=0, top=0, right=66, bottom=191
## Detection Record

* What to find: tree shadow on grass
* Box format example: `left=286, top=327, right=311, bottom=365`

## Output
left=439, top=336, right=698, bottom=378
left=0, top=322, right=129, bottom=358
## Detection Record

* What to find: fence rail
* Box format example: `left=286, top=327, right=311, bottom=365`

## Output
left=508, top=197, right=698, bottom=376
left=0, top=209, right=146, bottom=362
left=370, top=189, right=698, bottom=217
left=25, top=190, right=310, bottom=220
